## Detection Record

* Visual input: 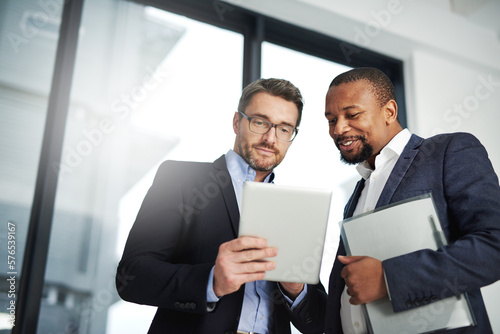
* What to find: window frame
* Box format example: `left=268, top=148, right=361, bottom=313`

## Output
left=134, top=0, right=407, bottom=126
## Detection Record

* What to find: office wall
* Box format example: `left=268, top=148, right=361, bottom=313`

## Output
left=223, top=0, right=500, bottom=331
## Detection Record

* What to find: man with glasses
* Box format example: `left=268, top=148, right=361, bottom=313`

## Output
left=116, top=78, right=326, bottom=334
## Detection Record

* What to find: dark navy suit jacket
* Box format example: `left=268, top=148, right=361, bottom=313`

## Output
left=325, top=133, right=500, bottom=333
left=117, top=155, right=326, bottom=334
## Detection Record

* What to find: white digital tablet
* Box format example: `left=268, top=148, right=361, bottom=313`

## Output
left=238, top=181, right=332, bottom=284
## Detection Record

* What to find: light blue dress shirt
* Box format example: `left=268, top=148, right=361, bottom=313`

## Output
left=206, top=149, right=307, bottom=334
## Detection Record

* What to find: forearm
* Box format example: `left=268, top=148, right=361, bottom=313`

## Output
left=117, top=254, right=214, bottom=313
left=384, top=228, right=500, bottom=312
left=286, top=282, right=327, bottom=334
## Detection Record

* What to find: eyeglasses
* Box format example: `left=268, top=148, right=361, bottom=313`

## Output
left=238, top=111, right=298, bottom=142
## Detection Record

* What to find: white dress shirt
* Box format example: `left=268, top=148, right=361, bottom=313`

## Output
left=340, top=129, right=412, bottom=334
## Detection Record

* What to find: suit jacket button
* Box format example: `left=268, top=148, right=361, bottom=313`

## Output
left=189, top=302, right=196, bottom=309
left=406, top=300, right=414, bottom=307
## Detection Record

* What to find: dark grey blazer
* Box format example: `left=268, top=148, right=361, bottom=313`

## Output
left=117, top=155, right=326, bottom=334
left=325, top=133, right=500, bottom=333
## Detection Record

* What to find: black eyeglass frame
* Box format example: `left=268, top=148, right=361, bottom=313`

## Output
left=237, top=111, right=299, bottom=142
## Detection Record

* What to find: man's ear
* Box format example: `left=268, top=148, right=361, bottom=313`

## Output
left=233, top=112, right=240, bottom=135
left=384, top=100, right=398, bottom=125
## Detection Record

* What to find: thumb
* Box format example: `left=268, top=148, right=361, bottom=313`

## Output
left=338, top=255, right=365, bottom=265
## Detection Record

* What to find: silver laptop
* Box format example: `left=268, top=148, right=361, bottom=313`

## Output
left=238, top=181, right=332, bottom=284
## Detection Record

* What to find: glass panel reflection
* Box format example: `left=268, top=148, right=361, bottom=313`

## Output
left=0, top=0, right=62, bottom=331
left=38, top=2, right=243, bottom=333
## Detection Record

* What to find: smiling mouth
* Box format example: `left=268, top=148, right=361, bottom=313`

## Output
left=336, top=138, right=358, bottom=151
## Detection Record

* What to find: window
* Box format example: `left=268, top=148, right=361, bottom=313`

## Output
left=0, top=0, right=62, bottom=331
left=38, top=3, right=244, bottom=333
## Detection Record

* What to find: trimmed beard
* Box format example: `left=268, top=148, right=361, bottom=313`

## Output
left=238, top=141, right=280, bottom=172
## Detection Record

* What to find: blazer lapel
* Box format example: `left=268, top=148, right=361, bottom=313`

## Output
left=376, top=134, right=424, bottom=208
left=213, top=155, right=240, bottom=237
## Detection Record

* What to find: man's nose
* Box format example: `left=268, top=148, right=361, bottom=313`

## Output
left=333, top=118, right=350, bottom=137
left=262, top=126, right=277, bottom=144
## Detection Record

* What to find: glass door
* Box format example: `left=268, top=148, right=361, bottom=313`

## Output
left=36, top=1, right=243, bottom=333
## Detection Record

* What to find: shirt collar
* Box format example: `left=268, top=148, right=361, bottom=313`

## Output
left=225, top=149, right=275, bottom=183
left=356, top=128, right=412, bottom=180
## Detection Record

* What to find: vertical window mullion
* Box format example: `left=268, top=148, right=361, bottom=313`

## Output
left=13, top=0, right=85, bottom=333
left=243, top=15, right=264, bottom=87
